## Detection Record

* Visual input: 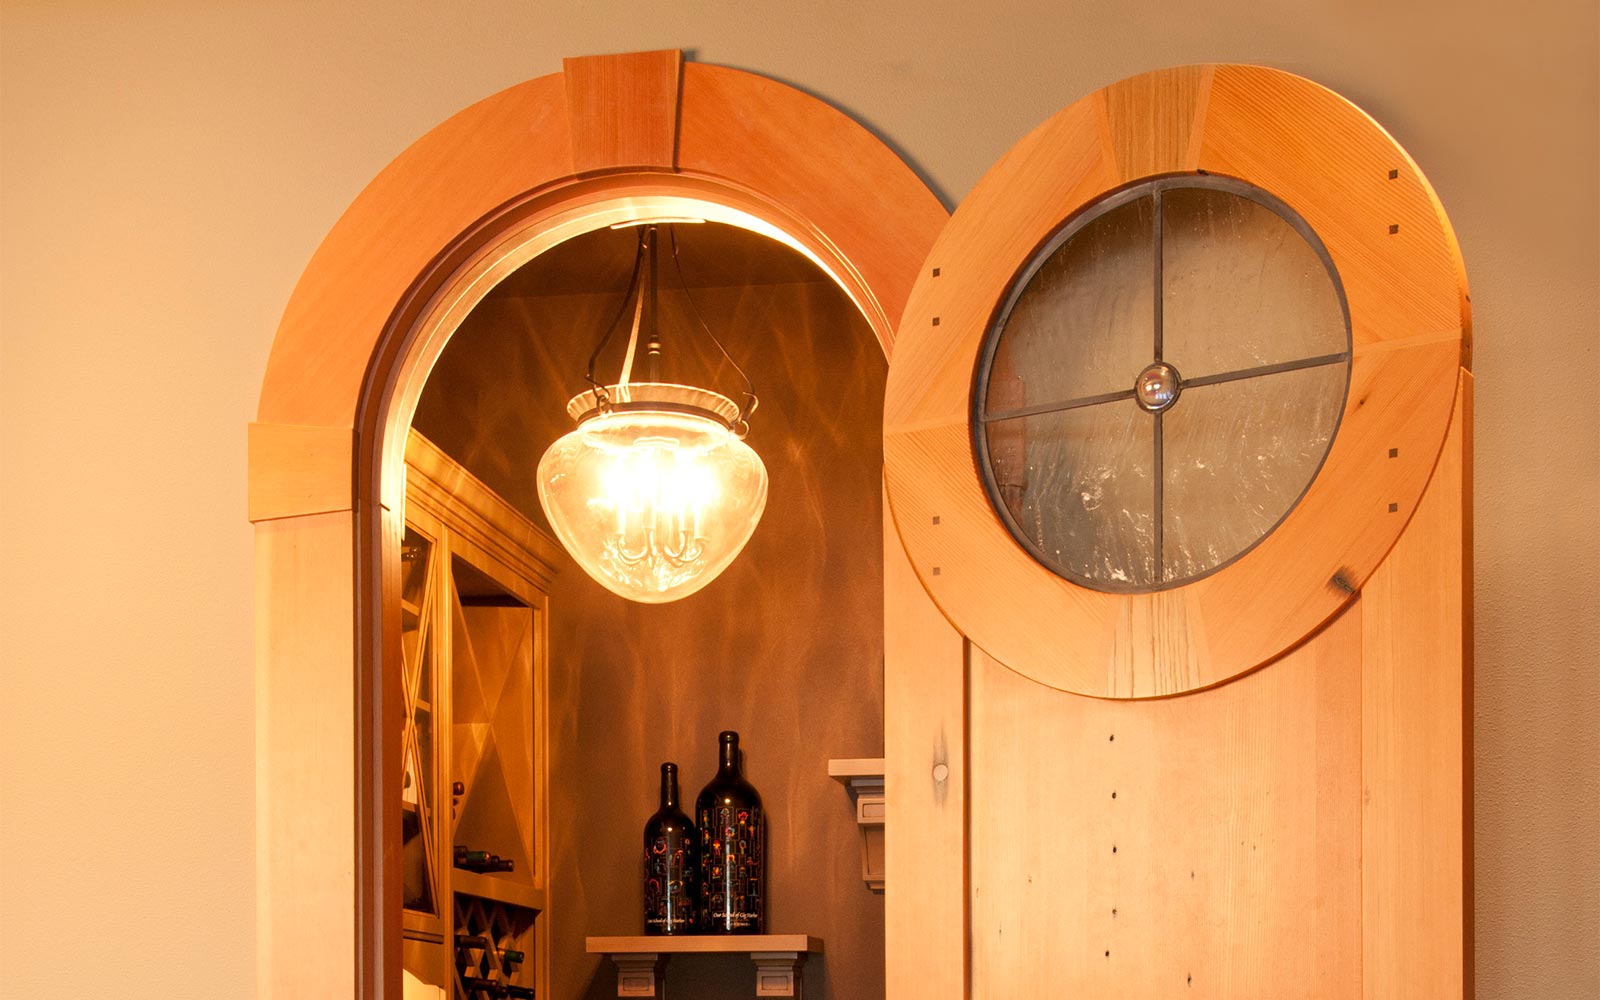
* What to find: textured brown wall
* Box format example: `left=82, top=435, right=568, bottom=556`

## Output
left=414, top=254, right=888, bottom=999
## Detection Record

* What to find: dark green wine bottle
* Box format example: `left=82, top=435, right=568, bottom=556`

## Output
left=643, top=762, right=698, bottom=934
left=695, top=731, right=764, bottom=933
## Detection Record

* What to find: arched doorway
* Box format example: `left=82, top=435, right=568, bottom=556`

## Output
left=248, top=50, right=945, bottom=998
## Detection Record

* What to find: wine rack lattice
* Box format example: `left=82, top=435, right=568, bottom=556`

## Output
left=454, top=893, right=538, bottom=999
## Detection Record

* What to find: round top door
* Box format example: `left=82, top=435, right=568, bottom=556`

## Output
left=883, top=64, right=1469, bottom=699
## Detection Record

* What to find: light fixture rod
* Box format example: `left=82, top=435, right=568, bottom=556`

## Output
left=641, top=225, right=662, bottom=383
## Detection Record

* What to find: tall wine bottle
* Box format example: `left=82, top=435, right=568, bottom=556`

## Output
left=643, top=762, right=698, bottom=934
left=695, top=731, right=764, bottom=933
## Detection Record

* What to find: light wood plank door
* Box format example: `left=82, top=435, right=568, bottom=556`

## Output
left=883, top=65, right=1470, bottom=1000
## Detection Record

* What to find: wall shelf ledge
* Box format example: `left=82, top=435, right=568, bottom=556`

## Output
left=585, top=935, right=822, bottom=998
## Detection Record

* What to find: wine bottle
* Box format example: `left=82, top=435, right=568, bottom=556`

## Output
left=455, top=846, right=515, bottom=874
left=643, top=761, right=699, bottom=934
left=695, top=731, right=764, bottom=933
left=460, top=975, right=507, bottom=997
left=455, top=933, right=489, bottom=951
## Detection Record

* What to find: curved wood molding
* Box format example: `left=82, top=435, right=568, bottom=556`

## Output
left=883, top=64, right=1471, bottom=699
left=250, top=50, right=945, bottom=999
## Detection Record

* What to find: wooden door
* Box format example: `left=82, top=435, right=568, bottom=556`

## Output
left=883, top=65, right=1470, bottom=1000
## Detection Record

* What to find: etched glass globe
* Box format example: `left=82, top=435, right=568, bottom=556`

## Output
left=536, top=384, right=768, bottom=603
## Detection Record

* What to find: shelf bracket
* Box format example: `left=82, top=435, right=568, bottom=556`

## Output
left=751, top=951, right=807, bottom=998
left=608, top=953, right=668, bottom=997
left=828, top=758, right=885, bottom=892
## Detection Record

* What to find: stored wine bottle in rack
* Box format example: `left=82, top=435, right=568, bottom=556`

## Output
left=643, top=761, right=699, bottom=934
left=459, top=974, right=507, bottom=997
left=455, top=845, right=515, bottom=873
left=695, top=731, right=765, bottom=933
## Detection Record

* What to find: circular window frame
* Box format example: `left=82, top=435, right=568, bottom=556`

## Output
left=970, top=174, right=1354, bottom=594
left=882, top=64, right=1470, bottom=699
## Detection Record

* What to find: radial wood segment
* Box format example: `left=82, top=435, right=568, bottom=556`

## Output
left=1196, top=66, right=1466, bottom=353
left=258, top=73, right=575, bottom=428
left=677, top=64, right=946, bottom=345
left=1100, top=63, right=1213, bottom=178
left=882, top=64, right=1470, bottom=699
left=563, top=50, right=682, bottom=174
left=1360, top=372, right=1472, bottom=997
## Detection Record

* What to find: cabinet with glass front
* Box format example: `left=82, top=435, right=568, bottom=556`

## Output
left=400, top=430, right=561, bottom=1000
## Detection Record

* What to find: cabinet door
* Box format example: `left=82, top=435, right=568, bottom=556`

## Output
left=883, top=65, right=1470, bottom=1000
left=400, top=513, right=450, bottom=950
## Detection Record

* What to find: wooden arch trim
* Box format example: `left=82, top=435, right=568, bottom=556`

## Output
left=249, top=50, right=945, bottom=998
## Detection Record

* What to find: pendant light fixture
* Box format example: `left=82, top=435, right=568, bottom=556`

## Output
left=536, top=224, right=768, bottom=603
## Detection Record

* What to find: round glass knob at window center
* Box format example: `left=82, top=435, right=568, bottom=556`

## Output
left=1135, top=361, right=1181, bottom=412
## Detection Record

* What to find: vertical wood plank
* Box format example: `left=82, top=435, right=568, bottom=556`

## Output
left=1361, top=370, right=1472, bottom=998
left=563, top=50, right=682, bottom=174
left=884, top=498, right=968, bottom=1000
left=968, top=611, right=1361, bottom=998
left=257, top=511, right=357, bottom=998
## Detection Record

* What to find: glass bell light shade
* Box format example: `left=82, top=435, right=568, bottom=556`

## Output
left=536, top=383, right=768, bottom=603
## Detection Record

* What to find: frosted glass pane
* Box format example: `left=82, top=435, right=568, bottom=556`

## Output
left=986, top=197, right=1154, bottom=415
left=1162, top=187, right=1346, bottom=379
left=974, top=178, right=1351, bottom=593
left=1161, top=363, right=1346, bottom=582
left=984, top=399, right=1157, bottom=588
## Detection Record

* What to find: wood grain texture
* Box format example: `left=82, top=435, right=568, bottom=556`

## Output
left=883, top=64, right=1470, bottom=699
left=677, top=63, right=947, bottom=346
left=1360, top=371, right=1472, bottom=998
left=883, top=495, right=968, bottom=1000
left=255, top=511, right=357, bottom=998
left=1100, top=63, right=1214, bottom=180
left=247, top=422, right=354, bottom=522
left=258, top=72, right=575, bottom=428
left=404, top=431, right=564, bottom=591
left=253, top=53, right=944, bottom=999
left=405, top=432, right=555, bottom=1000
left=563, top=50, right=682, bottom=174
left=968, top=610, right=1361, bottom=999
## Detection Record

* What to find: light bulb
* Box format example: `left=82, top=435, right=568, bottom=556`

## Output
left=537, top=388, right=767, bottom=603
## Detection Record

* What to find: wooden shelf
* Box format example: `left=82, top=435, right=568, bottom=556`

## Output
left=452, top=868, right=546, bottom=912
left=586, top=935, right=822, bottom=998
left=586, top=934, right=821, bottom=955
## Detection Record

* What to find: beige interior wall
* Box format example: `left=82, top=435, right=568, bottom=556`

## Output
left=0, top=1, right=1593, bottom=998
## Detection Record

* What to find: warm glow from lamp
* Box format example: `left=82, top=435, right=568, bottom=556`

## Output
left=537, top=384, right=768, bottom=603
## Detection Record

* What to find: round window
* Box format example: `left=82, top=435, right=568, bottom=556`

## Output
left=973, top=176, right=1351, bottom=592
